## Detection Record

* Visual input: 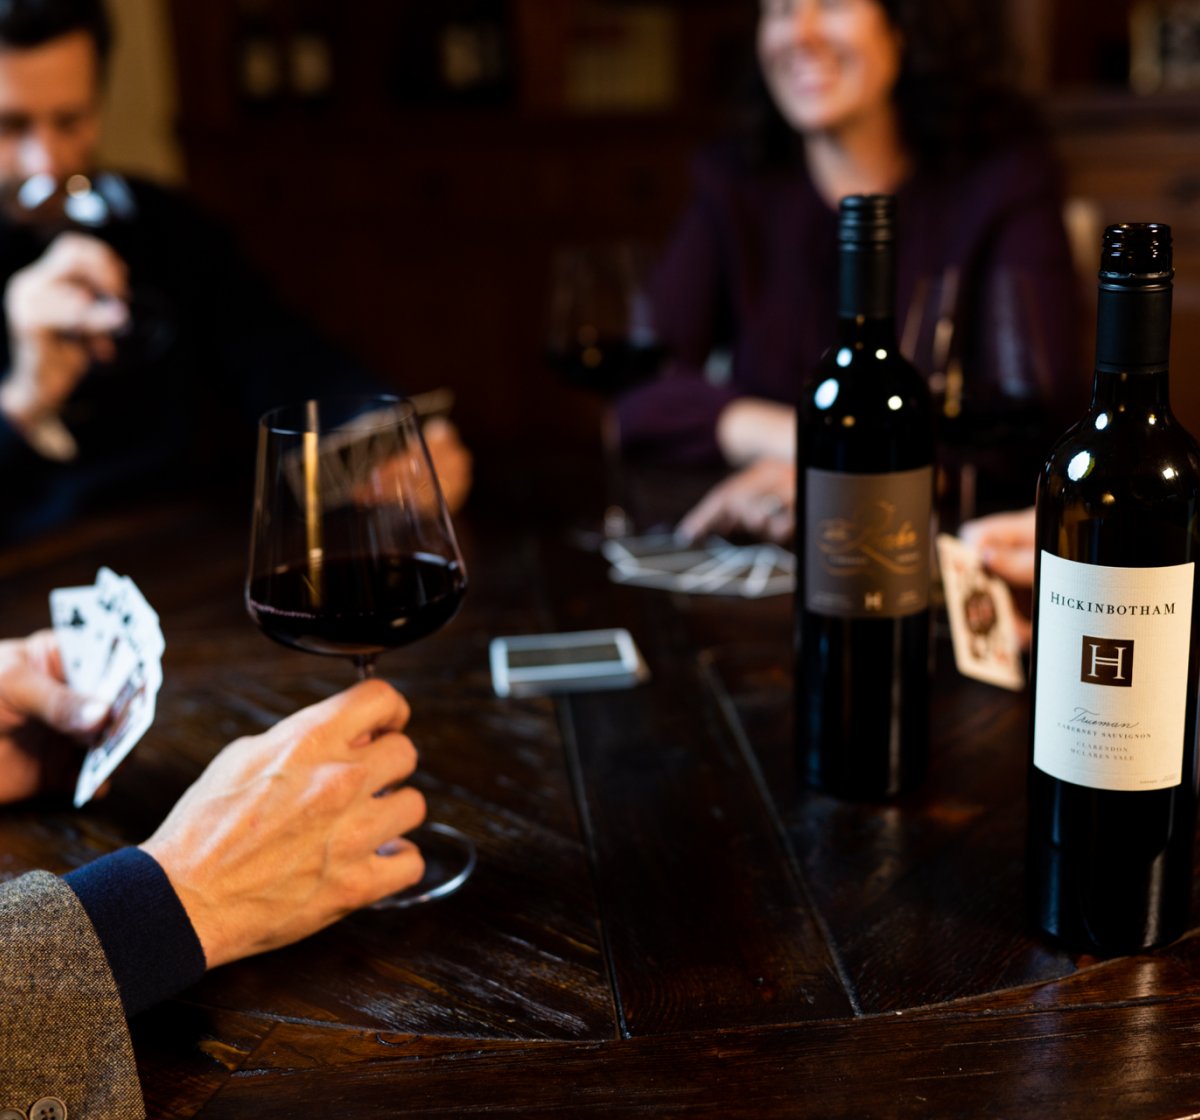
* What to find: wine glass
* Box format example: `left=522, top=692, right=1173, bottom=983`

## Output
left=544, top=241, right=662, bottom=396
left=901, top=266, right=1051, bottom=532
left=245, top=394, right=475, bottom=908
left=545, top=241, right=663, bottom=539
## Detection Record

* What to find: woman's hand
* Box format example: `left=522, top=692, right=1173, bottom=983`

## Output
left=959, top=507, right=1036, bottom=589
left=959, top=506, right=1036, bottom=648
left=678, top=458, right=796, bottom=544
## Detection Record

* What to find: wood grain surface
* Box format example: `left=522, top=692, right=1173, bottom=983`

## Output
left=3, top=465, right=1199, bottom=1118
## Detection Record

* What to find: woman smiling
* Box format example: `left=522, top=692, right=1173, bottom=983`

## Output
left=619, top=0, right=1081, bottom=540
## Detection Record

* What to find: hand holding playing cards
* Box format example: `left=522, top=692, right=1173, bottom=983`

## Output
left=678, top=458, right=796, bottom=545
left=140, top=679, right=426, bottom=969
left=959, top=506, right=1036, bottom=648
left=959, top=507, right=1037, bottom=588
left=0, top=630, right=108, bottom=803
left=0, top=233, right=128, bottom=453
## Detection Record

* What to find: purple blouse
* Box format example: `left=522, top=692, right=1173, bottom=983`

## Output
left=616, top=140, right=1083, bottom=467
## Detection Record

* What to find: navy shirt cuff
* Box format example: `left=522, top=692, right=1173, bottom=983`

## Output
left=64, top=846, right=207, bottom=1018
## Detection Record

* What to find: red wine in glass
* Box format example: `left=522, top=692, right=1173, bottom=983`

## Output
left=247, top=552, right=465, bottom=664
left=544, top=337, right=666, bottom=397
left=246, top=394, right=474, bottom=907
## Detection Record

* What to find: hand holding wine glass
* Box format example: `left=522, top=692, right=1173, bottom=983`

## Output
left=246, top=394, right=473, bottom=907
left=142, top=678, right=427, bottom=966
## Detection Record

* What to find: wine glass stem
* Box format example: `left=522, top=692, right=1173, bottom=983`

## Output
left=355, top=655, right=377, bottom=681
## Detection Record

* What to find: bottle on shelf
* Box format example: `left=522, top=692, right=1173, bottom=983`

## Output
left=796, top=195, right=935, bottom=800
left=1027, top=222, right=1200, bottom=955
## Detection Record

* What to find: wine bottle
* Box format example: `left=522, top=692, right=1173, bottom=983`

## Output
left=797, top=195, right=934, bottom=799
left=1027, top=223, right=1200, bottom=954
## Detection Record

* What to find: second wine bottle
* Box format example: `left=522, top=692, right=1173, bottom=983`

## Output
left=797, top=195, right=934, bottom=799
left=1027, top=223, right=1200, bottom=954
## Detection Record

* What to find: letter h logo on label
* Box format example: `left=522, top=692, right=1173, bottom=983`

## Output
left=1080, top=634, right=1134, bottom=687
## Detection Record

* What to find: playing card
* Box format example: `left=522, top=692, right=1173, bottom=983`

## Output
left=601, top=535, right=715, bottom=574
left=73, top=655, right=159, bottom=808
left=936, top=533, right=1024, bottom=691
left=49, top=585, right=108, bottom=690
left=741, top=545, right=796, bottom=599
left=115, top=572, right=165, bottom=660
left=675, top=550, right=751, bottom=592
left=50, top=567, right=165, bottom=808
left=603, top=534, right=795, bottom=598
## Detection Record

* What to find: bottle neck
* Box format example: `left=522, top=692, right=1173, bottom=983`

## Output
left=836, top=313, right=898, bottom=348
left=1091, top=284, right=1173, bottom=410
left=837, top=240, right=897, bottom=344
left=1091, top=368, right=1172, bottom=410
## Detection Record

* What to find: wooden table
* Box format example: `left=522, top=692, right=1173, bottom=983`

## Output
left=3, top=463, right=1200, bottom=1118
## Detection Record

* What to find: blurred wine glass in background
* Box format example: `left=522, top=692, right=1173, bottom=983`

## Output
left=902, top=265, right=1052, bottom=533
left=545, top=241, right=663, bottom=396
left=545, top=241, right=664, bottom=539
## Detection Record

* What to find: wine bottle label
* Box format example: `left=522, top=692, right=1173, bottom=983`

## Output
left=804, top=466, right=932, bottom=619
left=1033, top=552, right=1195, bottom=791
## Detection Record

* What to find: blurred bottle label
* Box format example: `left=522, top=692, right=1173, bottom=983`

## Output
left=804, top=466, right=932, bottom=619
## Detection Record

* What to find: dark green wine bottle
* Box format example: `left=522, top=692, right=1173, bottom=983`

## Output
left=1027, top=223, right=1200, bottom=954
left=797, top=195, right=934, bottom=799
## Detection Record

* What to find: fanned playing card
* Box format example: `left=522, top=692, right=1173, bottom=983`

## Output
left=49, top=567, right=165, bottom=807
left=602, top=534, right=794, bottom=598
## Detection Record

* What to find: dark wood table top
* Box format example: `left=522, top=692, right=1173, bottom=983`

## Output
left=3, top=463, right=1200, bottom=1118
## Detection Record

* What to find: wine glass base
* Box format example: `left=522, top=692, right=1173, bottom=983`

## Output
left=372, top=821, right=476, bottom=909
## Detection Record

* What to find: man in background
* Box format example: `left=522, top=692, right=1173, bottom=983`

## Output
left=0, top=0, right=471, bottom=542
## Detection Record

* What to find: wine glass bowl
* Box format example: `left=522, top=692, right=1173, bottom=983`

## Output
left=245, top=394, right=473, bottom=908
left=544, top=241, right=662, bottom=540
left=544, top=241, right=663, bottom=396
left=246, top=395, right=467, bottom=675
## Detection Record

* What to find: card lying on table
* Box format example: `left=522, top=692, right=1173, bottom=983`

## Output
left=601, top=533, right=795, bottom=598
left=490, top=629, right=648, bottom=697
left=49, top=566, right=165, bottom=808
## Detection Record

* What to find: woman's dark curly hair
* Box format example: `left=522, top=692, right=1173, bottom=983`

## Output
left=743, top=0, right=1044, bottom=174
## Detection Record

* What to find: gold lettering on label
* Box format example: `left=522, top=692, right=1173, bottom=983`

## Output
left=818, top=502, right=922, bottom=576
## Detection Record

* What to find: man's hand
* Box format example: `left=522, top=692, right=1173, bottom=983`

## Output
left=0, top=630, right=108, bottom=803
left=0, top=232, right=128, bottom=440
left=141, top=679, right=427, bottom=969
left=678, top=458, right=796, bottom=545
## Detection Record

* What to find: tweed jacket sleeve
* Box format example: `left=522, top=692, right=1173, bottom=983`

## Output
left=0, top=871, right=144, bottom=1120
